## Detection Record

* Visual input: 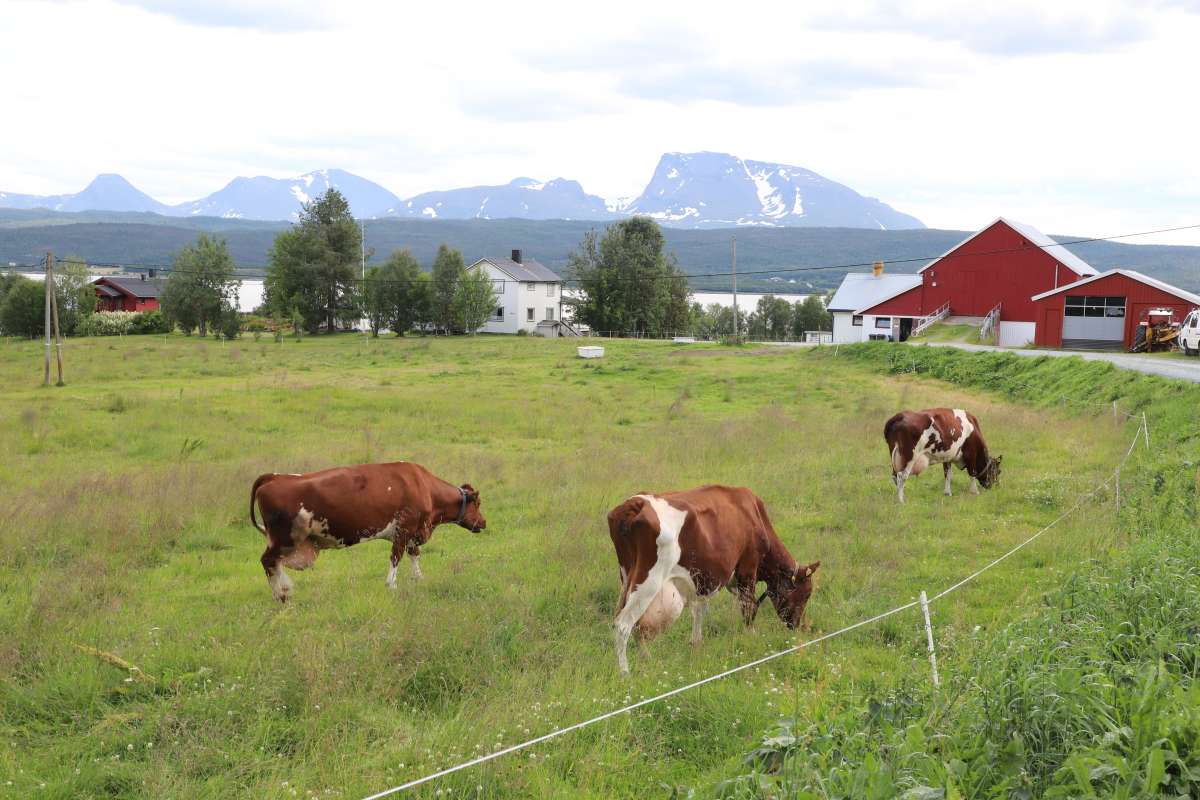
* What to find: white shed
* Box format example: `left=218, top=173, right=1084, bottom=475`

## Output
left=827, top=272, right=923, bottom=344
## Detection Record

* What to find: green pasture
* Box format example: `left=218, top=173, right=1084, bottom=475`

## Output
left=0, top=334, right=1135, bottom=798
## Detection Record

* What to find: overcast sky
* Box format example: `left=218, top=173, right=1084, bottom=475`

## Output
left=3, top=0, right=1200, bottom=243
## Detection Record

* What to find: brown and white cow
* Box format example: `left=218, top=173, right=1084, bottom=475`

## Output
left=250, top=461, right=486, bottom=602
left=884, top=408, right=1002, bottom=503
left=607, top=485, right=820, bottom=673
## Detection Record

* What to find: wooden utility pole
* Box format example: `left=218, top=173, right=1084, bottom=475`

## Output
left=48, top=252, right=64, bottom=386
left=724, top=235, right=734, bottom=340
left=43, top=253, right=52, bottom=386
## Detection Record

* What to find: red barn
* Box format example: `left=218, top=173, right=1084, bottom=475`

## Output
left=94, top=276, right=165, bottom=312
left=854, top=217, right=1098, bottom=346
left=1031, top=269, right=1200, bottom=350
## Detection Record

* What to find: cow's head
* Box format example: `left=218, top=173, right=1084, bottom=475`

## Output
left=979, top=455, right=1003, bottom=489
left=764, top=561, right=821, bottom=629
left=457, top=484, right=486, bottom=533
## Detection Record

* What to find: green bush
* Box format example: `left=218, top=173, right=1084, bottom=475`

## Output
left=130, top=309, right=170, bottom=334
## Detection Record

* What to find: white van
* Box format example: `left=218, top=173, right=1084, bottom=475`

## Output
left=1180, top=310, right=1200, bottom=355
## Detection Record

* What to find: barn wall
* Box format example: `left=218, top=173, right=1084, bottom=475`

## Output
left=858, top=283, right=923, bottom=316
left=921, top=221, right=1089, bottom=322
left=1032, top=273, right=1199, bottom=348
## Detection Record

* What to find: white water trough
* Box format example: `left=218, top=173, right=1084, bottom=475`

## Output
left=577, top=345, right=604, bottom=359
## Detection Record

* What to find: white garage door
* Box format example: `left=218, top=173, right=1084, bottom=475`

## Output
left=1062, top=296, right=1125, bottom=349
left=998, top=321, right=1036, bottom=347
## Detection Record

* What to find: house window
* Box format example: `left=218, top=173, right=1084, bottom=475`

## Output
left=875, top=317, right=892, bottom=329
left=524, top=282, right=533, bottom=291
left=545, top=307, right=555, bottom=321
left=1065, top=296, right=1125, bottom=318
left=526, top=308, right=535, bottom=322
left=491, top=306, right=504, bottom=321
left=852, top=315, right=863, bottom=326
left=491, top=279, right=504, bottom=292
left=546, top=283, right=555, bottom=297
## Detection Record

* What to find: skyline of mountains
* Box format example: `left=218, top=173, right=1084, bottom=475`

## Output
left=0, top=153, right=926, bottom=230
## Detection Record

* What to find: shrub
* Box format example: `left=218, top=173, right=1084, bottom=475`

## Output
left=130, top=309, right=170, bottom=334
left=77, top=311, right=139, bottom=336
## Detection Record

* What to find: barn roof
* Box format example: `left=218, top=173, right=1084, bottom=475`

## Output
left=1030, top=268, right=1200, bottom=305
left=98, top=276, right=166, bottom=299
left=470, top=257, right=560, bottom=283
left=827, top=272, right=921, bottom=313
left=918, top=217, right=1098, bottom=278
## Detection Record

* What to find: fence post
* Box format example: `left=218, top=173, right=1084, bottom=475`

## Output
left=1115, top=465, right=1121, bottom=513
left=919, top=590, right=940, bottom=688
left=1112, top=400, right=1118, bottom=422
left=1142, top=412, right=1150, bottom=451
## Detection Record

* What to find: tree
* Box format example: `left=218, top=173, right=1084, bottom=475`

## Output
left=161, top=235, right=238, bottom=336
left=453, top=268, right=499, bottom=335
left=56, top=257, right=96, bottom=335
left=566, top=217, right=691, bottom=337
left=0, top=277, right=45, bottom=338
left=430, top=244, right=466, bottom=333
left=793, top=292, right=832, bottom=338
left=264, top=189, right=361, bottom=334
left=363, top=249, right=431, bottom=337
left=749, top=295, right=793, bottom=341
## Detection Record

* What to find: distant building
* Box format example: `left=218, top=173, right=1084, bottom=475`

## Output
left=827, top=265, right=922, bottom=343
left=93, top=275, right=165, bottom=312
left=466, top=250, right=564, bottom=335
left=1031, top=269, right=1200, bottom=351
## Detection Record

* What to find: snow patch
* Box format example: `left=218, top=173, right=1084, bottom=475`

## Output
left=744, top=163, right=786, bottom=218
left=422, top=207, right=437, bottom=218
left=791, top=187, right=804, bottom=217
left=666, top=167, right=679, bottom=179
left=648, top=207, right=699, bottom=222
left=290, top=185, right=310, bottom=205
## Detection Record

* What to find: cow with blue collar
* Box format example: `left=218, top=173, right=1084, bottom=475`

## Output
left=250, top=462, right=486, bottom=602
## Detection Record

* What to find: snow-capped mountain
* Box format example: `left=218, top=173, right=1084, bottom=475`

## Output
left=0, top=174, right=170, bottom=214
left=0, top=155, right=924, bottom=229
left=382, top=177, right=614, bottom=221
left=625, top=152, right=924, bottom=230
left=169, top=169, right=399, bottom=220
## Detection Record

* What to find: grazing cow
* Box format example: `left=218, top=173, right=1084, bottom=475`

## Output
left=607, top=485, right=820, bottom=673
left=884, top=408, right=1002, bottom=503
left=250, top=462, right=485, bottom=602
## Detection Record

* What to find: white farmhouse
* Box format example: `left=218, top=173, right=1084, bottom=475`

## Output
left=828, top=266, right=923, bottom=343
left=466, top=250, right=565, bottom=335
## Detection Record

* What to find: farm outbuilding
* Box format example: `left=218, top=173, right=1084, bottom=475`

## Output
left=93, top=276, right=165, bottom=312
left=840, top=217, right=1100, bottom=347
left=827, top=268, right=922, bottom=343
left=1030, top=269, right=1200, bottom=350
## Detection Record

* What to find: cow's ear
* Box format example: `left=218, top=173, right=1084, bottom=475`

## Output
left=614, top=497, right=653, bottom=536
left=806, top=561, right=821, bottom=577
left=460, top=483, right=478, bottom=499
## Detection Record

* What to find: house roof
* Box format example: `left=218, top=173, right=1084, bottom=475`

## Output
left=918, top=217, right=1097, bottom=278
left=469, top=257, right=560, bottom=283
left=98, top=276, right=166, bottom=299
left=94, top=284, right=122, bottom=298
left=827, top=272, right=922, bottom=313
left=1030, top=268, right=1200, bottom=305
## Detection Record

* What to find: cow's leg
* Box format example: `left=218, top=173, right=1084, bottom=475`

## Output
left=896, top=472, right=907, bottom=504
left=614, top=564, right=661, bottom=674
left=943, top=463, right=953, bottom=496
left=406, top=540, right=423, bottom=579
left=261, top=543, right=293, bottom=603
left=689, top=596, right=708, bottom=645
left=969, top=476, right=980, bottom=495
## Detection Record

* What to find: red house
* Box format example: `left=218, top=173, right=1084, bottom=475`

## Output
left=854, top=218, right=1098, bottom=346
left=94, top=276, right=165, bottom=312
left=1031, top=269, right=1200, bottom=350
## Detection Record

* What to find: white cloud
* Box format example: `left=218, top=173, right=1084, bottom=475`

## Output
left=0, top=0, right=1198, bottom=243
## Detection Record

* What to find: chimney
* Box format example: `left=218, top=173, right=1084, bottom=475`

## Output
left=148, top=268, right=157, bottom=279
left=511, top=249, right=523, bottom=264
left=872, top=260, right=884, bottom=277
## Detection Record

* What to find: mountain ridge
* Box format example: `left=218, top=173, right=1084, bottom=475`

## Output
left=0, top=152, right=924, bottom=229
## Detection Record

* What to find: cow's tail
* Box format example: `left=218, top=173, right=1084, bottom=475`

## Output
left=249, top=473, right=277, bottom=535
left=883, top=412, right=905, bottom=442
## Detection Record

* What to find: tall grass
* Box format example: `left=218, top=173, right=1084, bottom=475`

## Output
left=706, top=343, right=1200, bottom=798
left=0, top=336, right=1138, bottom=798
